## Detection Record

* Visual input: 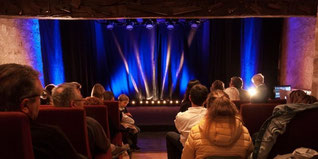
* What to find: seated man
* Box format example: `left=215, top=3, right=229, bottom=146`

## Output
left=230, top=76, right=250, bottom=101
left=166, top=84, right=209, bottom=159
left=251, top=73, right=270, bottom=103
left=52, top=82, right=129, bottom=158
left=0, top=63, right=86, bottom=159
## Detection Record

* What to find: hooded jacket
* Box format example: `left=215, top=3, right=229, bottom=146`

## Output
left=181, top=117, right=253, bottom=159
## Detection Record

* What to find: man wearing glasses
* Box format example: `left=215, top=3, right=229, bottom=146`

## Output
left=52, top=82, right=129, bottom=158
left=0, top=63, right=86, bottom=159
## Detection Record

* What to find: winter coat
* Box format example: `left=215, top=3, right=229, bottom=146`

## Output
left=182, top=116, right=253, bottom=159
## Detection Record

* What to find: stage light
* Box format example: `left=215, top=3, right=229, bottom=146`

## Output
left=170, top=101, right=173, bottom=104
left=107, top=24, right=114, bottom=30
left=151, top=101, right=155, bottom=104
left=132, top=101, right=136, bottom=104
left=146, top=24, right=154, bottom=30
left=145, top=19, right=154, bottom=30
left=248, top=87, right=257, bottom=96
left=190, top=19, right=200, bottom=29
left=140, top=101, right=143, bottom=104
left=191, top=23, right=198, bottom=29
left=126, top=24, right=133, bottom=31
left=163, top=100, right=166, bottom=104
left=157, top=101, right=161, bottom=104
left=176, top=100, right=179, bottom=104
left=145, top=101, right=149, bottom=104
left=167, top=24, right=174, bottom=30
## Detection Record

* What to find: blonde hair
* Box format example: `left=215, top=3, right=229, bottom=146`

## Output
left=91, top=83, right=105, bottom=100
left=204, top=90, right=241, bottom=145
left=118, top=94, right=129, bottom=101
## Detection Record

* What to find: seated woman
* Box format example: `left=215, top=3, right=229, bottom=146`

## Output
left=181, top=90, right=253, bottom=159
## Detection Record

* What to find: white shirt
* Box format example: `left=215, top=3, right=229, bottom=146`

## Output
left=174, top=106, right=207, bottom=146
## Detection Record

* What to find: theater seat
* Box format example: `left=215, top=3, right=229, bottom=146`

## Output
left=104, top=101, right=122, bottom=146
left=268, top=108, right=318, bottom=158
left=232, top=100, right=249, bottom=110
left=0, top=112, right=34, bottom=159
left=240, top=103, right=280, bottom=136
left=37, top=107, right=92, bottom=159
left=84, top=105, right=110, bottom=138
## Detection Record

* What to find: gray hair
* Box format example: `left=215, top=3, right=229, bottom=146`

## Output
left=52, top=83, right=82, bottom=107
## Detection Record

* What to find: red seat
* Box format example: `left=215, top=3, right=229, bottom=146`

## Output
left=84, top=105, right=110, bottom=138
left=268, top=99, right=287, bottom=104
left=268, top=108, right=318, bottom=158
left=0, top=112, right=34, bottom=159
left=37, top=107, right=92, bottom=159
left=104, top=101, right=122, bottom=145
left=240, top=103, right=280, bottom=135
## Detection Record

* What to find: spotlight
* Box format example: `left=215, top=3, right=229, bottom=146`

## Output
left=170, top=101, right=173, bottom=104
left=248, top=88, right=257, bottom=96
left=132, top=101, right=136, bottom=105
left=107, top=24, right=114, bottom=30
left=126, top=24, right=133, bottom=31
left=145, top=19, right=154, bottom=30
left=175, top=100, right=179, bottom=104
left=157, top=101, right=161, bottom=104
left=146, top=23, right=154, bottom=30
left=163, top=100, right=167, bottom=104
left=151, top=101, right=155, bottom=104
left=190, top=19, right=200, bottom=29
left=145, top=101, right=149, bottom=104
left=140, top=101, right=143, bottom=104
left=166, top=19, right=175, bottom=30
left=191, top=23, right=198, bottom=29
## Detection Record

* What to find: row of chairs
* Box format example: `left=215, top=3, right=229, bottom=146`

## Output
left=238, top=101, right=318, bottom=158
left=0, top=101, right=122, bottom=159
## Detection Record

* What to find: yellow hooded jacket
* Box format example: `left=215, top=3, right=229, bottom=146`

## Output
left=181, top=117, right=253, bottom=159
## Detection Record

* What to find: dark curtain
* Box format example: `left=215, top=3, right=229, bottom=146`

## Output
left=39, top=18, right=283, bottom=99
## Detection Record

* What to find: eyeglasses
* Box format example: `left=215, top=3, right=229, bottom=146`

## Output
left=22, top=90, right=48, bottom=100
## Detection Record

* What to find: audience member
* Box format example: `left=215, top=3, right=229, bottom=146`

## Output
left=40, top=84, right=56, bottom=105
left=181, top=90, right=253, bottom=159
left=0, top=63, right=86, bottom=159
left=179, top=80, right=200, bottom=112
left=166, top=84, right=209, bottom=159
left=84, top=96, right=103, bottom=105
left=210, top=80, right=225, bottom=92
left=224, top=87, right=240, bottom=101
left=251, top=73, right=270, bottom=103
left=288, top=90, right=317, bottom=104
left=104, top=91, right=115, bottom=101
left=230, top=76, right=250, bottom=101
left=118, top=94, right=140, bottom=151
left=52, top=82, right=128, bottom=158
left=91, top=83, right=105, bottom=100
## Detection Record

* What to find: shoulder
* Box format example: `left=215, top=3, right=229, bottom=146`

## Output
left=30, top=122, right=65, bottom=137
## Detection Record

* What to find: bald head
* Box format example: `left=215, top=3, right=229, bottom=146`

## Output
left=252, top=73, right=264, bottom=87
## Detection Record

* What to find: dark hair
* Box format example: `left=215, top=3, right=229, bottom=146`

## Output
left=230, top=77, right=243, bottom=89
left=210, top=80, right=225, bottom=92
left=0, top=63, right=39, bottom=111
left=189, top=84, right=208, bottom=106
left=44, top=84, right=56, bottom=95
left=84, top=96, right=103, bottom=105
left=103, top=91, right=114, bottom=101
left=301, top=95, right=317, bottom=104
left=183, top=80, right=200, bottom=102
left=288, top=90, right=307, bottom=104
left=91, top=83, right=105, bottom=100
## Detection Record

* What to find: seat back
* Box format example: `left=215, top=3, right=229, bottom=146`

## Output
left=267, top=99, right=287, bottom=104
left=268, top=108, right=318, bottom=158
left=205, top=156, right=240, bottom=159
left=240, top=103, right=279, bottom=135
left=37, top=107, right=91, bottom=159
left=84, top=105, right=110, bottom=138
left=104, top=101, right=122, bottom=145
left=0, top=112, right=34, bottom=159
left=232, top=100, right=249, bottom=110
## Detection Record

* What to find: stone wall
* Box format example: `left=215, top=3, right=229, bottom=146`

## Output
left=280, top=17, right=316, bottom=91
left=0, top=18, right=44, bottom=84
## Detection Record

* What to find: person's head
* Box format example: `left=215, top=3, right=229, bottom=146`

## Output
left=91, top=83, right=105, bottom=100
left=230, top=76, right=243, bottom=89
left=252, top=73, right=264, bottom=87
left=52, top=82, right=84, bottom=108
left=210, top=80, right=225, bottom=92
left=224, top=87, right=240, bottom=101
left=183, top=80, right=200, bottom=101
left=41, top=84, right=56, bottom=105
left=0, top=63, right=43, bottom=120
left=84, top=96, right=103, bottom=105
left=118, top=94, right=129, bottom=108
left=103, top=91, right=115, bottom=101
left=288, top=90, right=307, bottom=104
left=189, top=84, right=209, bottom=106
left=44, top=84, right=56, bottom=95
left=301, top=95, right=317, bottom=104
left=204, top=90, right=240, bottom=144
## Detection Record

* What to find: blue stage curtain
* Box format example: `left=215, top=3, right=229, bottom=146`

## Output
left=39, top=19, right=282, bottom=99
